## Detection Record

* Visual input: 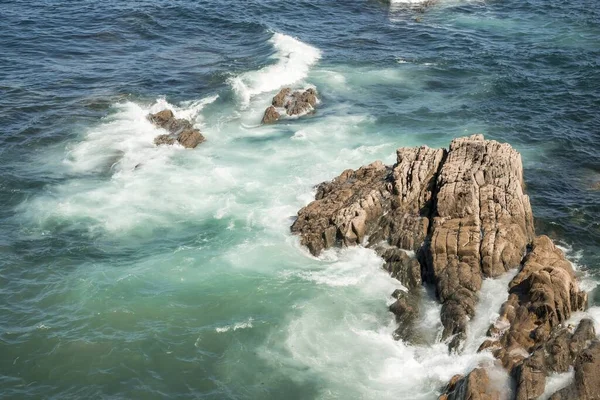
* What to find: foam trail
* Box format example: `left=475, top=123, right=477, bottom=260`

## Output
left=18, top=96, right=236, bottom=234
left=229, top=32, right=321, bottom=108
left=463, top=270, right=518, bottom=354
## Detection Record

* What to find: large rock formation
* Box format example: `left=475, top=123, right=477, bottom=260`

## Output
left=262, top=87, right=318, bottom=124
left=292, top=135, right=535, bottom=349
left=291, top=135, right=596, bottom=398
left=148, top=109, right=205, bottom=148
left=427, top=136, right=535, bottom=348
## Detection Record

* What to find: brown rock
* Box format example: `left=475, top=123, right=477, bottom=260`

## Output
left=272, top=88, right=291, bottom=107
left=549, top=340, right=600, bottom=400
left=262, top=105, right=280, bottom=124
left=154, top=134, right=176, bottom=146
left=291, top=135, right=538, bottom=350
left=148, top=109, right=205, bottom=148
left=425, top=135, right=535, bottom=349
left=148, top=109, right=175, bottom=126
left=285, top=88, right=318, bottom=116
left=389, top=290, right=420, bottom=341
left=442, top=368, right=501, bottom=400
left=491, top=235, right=587, bottom=369
left=379, top=247, right=422, bottom=290
left=177, top=128, right=205, bottom=148
left=262, top=88, right=319, bottom=124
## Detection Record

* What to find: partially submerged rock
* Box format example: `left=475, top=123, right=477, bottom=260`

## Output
left=261, top=106, right=280, bottom=124
left=261, top=87, right=318, bottom=124
left=148, top=109, right=205, bottom=148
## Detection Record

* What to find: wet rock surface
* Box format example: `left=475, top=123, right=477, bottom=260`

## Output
left=441, top=368, right=501, bottom=400
left=291, top=135, right=596, bottom=398
left=292, top=135, right=535, bottom=348
left=148, top=109, right=205, bottom=148
left=261, top=87, right=318, bottom=124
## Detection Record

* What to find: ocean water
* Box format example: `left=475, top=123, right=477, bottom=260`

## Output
left=1, top=0, right=599, bottom=398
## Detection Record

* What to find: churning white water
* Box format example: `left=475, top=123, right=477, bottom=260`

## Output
left=15, top=31, right=599, bottom=400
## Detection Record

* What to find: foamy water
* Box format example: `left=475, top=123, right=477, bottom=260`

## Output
left=3, top=0, right=600, bottom=396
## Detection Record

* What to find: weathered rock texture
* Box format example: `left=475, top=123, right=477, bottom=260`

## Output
left=292, top=134, right=535, bottom=349
left=261, top=87, right=318, bottom=124
left=454, top=235, right=591, bottom=400
left=148, top=109, right=205, bottom=148
left=441, top=368, right=501, bottom=400
left=549, top=339, right=600, bottom=400
left=291, top=135, right=595, bottom=399
left=427, top=135, right=535, bottom=348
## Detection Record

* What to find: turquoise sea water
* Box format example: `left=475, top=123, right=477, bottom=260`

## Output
left=1, top=0, right=599, bottom=398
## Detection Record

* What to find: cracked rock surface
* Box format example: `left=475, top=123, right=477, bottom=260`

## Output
left=291, top=135, right=596, bottom=399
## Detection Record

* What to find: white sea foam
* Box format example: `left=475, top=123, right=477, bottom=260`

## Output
left=463, top=270, right=518, bottom=354
left=229, top=32, right=321, bottom=108
left=541, top=369, right=574, bottom=400
left=557, top=243, right=598, bottom=292
left=265, top=247, right=507, bottom=399
left=215, top=318, right=254, bottom=333
left=17, top=96, right=239, bottom=234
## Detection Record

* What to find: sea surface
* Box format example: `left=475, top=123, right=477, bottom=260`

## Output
left=1, top=0, right=599, bottom=399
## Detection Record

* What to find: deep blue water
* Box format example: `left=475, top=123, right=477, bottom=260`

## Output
left=1, top=0, right=599, bottom=398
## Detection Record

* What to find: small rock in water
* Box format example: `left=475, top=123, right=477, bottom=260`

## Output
left=261, top=87, right=319, bottom=124
left=261, top=106, right=280, bottom=124
left=147, top=109, right=205, bottom=148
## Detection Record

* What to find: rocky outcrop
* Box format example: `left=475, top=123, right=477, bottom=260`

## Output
left=426, top=135, right=535, bottom=349
left=481, top=236, right=588, bottom=370
left=148, top=109, right=205, bottom=148
left=292, top=135, right=535, bottom=349
left=262, top=106, right=280, bottom=124
left=457, top=236, right=590, bottom=400
left=291, top=134, right=596, bottom=398
left=549, top=339, right=600, bottom=400
left=441, top=368, right=501, bottom=400
left=261, top=87, right=318, bottom=124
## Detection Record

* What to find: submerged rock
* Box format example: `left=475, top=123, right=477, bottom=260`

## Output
left=147, top=109, right=205, bottom=148
left=261, top=87, right=319, bottom=124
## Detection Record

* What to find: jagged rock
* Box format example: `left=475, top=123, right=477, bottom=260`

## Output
left=491, top=235, right=587, bottom=370
left=549, top=340, right=600, bottom=400
left=292, top=135, right=538, bottom=348
left=177, top=128, right=204, bottom=148
left=389, top=290, right=420, bottom=341
left=154, top=134, right=176, bottom=146
left=379, top=247, right=422, bottom=290
left=450, top=238, right=590, bottom=400
left=292, top=160, right=391, bottom=256
left=262, top=106, right=280, bottom=124
left=148, top=109, right=205, bottom=148
left=425, top=135, right=535, bottom=349
left=272, top=88, right=291, bottom=107
left=292, top=145, right=444, bottom=257
left=441, top=368, right=501, bottom=400
left=291, top=135, right=595, bottom=399
left=261, top=87, right=319, bottom=124
left=286, top=88, right=318, bottom=116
